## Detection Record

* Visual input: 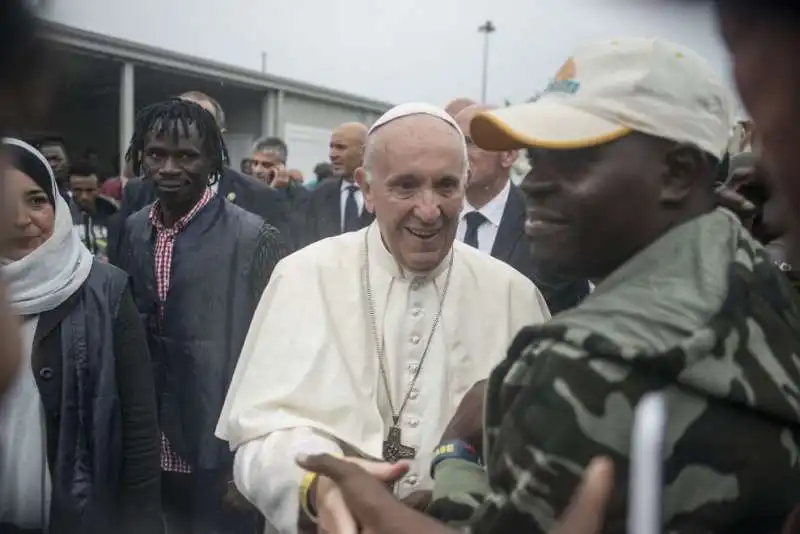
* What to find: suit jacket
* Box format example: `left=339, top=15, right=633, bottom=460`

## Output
left=301, top=177, right=374, bottom=247
left=110, top=167, right=293, bottom=262
left=492, top=185, right=590, bottom=315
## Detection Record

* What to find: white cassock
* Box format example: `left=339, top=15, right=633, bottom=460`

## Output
left=216, top=223, right=550, bottom=534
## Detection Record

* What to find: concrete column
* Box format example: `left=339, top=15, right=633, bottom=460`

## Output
left=119, top=62, right=135, bottom=174
left=260, top=92, right=274, bottom=137
left=274, top=89, right=285, bottom=138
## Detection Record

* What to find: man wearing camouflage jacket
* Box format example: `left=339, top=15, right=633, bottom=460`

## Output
left=295, top=38, right=800, bottom=534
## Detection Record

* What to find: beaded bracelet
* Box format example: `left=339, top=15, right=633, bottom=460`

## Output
left=430, top=440, right=481, bottom=479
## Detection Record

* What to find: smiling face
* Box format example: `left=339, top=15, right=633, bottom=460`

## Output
left=5, top=167, right=54, bottom=261
left=356, top=115, right=466, bottom=273
left=521, top=133, right=696, bottom=281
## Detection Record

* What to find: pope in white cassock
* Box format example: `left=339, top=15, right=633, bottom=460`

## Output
left=215, top=103, right=551, bottom=533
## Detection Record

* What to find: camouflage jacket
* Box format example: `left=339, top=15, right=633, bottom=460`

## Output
left=430, top=208, right=800, bottom=534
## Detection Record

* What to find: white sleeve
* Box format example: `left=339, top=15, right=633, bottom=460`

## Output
left=232, top=427, right=343, bottom=534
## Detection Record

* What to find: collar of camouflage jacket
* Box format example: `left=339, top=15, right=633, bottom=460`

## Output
left=558, top=207, right=757, bottom=356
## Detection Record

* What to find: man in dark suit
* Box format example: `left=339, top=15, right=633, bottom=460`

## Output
left=302, top=122, right=374, bottom=246
left=109, top=92, right=293, bottom=262
left=454, top=104, right=590, bottom=314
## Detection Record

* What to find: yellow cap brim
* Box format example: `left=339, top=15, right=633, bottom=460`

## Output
left=470, top=100, right=632, bottom=151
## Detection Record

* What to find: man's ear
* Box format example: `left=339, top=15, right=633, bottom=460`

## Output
left=355, top=167, right=375, bottom=213
left=661, top=144, right=706, bottom=204
left=499, top=149, right=518, bottom=170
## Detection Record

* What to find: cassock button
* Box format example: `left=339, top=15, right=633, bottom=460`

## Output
left=410, top=335, right=421, bottom=345
left=411, top=307, right=422, bottom=318
left=406, top=473, right=419, bottom=486
left=408, top=362, right=419, bottom=373
left=409, top=388, right=419, bottom=400
left=408, top=418, right=419, bottom=428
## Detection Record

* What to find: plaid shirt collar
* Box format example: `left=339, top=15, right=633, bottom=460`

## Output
left=148, top=187, right=215, bottom=234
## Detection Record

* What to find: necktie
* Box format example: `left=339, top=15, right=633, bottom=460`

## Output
left=343, top=185, right=361, bottom=233
left=463, top=211, right=487, bottom=249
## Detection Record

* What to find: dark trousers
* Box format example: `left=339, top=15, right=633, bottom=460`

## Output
left=161, top=470, right=261, bottom=534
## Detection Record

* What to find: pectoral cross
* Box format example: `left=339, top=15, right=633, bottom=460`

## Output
left=382, top=425, right=416, bottom=463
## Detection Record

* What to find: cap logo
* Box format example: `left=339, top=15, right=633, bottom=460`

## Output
left=544, top=57, right=580, bottom=95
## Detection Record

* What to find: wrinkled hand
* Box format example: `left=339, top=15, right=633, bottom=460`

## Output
left=269, top=165, right=291, bottom=189
left=439, top=380, right=486, bottom=456
left=310, top=456, right=408, bottom=534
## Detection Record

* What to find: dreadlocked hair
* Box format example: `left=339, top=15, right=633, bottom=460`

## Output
left=125, top=98, right=229, bottom=184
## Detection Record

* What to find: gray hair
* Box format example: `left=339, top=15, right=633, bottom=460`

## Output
left=251, top=136, right=288, bottom=164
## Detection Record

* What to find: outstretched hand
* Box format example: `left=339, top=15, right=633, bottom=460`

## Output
left=297, top=453, right=614, bottom=534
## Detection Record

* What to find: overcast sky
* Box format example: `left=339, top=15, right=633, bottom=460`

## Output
left=46, top=0, right=731, bottom=107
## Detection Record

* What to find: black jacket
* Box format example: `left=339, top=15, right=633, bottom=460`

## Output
left=301, top=177, right=374, bottom=247
left=30, top=261, right=162, bottom=534
left=116, top=196, right=287, bottom=532
left=491, top=185, right=590, bottom=315
left=109, top=167, right=294, bottom=262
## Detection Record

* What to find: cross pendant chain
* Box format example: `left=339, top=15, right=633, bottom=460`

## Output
left=382, top=424, right=416, bottom=463
left=362, top=227, right=454, bottom=466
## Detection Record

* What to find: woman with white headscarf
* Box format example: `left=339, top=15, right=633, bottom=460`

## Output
left=0, top=139, right=162, bottom=534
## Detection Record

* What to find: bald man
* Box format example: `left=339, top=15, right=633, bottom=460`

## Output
left=300, top=122, right=373, bottom=246
left=216, top=103, right=549, bottom=534
left=454, top=104, right=590, bottom=314
left=444, top=97, right=477, bottom=118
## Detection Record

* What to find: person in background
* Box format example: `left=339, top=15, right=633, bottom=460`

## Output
left=453, top=103, right=590, bottom=314
left=288, top=168, right=304, bottom=185
left=302, top=122, right=373, bottom=246
left=240, top=158, right=252, bottom=176
left=313, top=161, right=333, bottom=183
left=115, top=91, right=293, bottom=254
left=116, top=98, right=288, bottom=534
left=443, top=97, right=477, bottom=118
left=0, top=138, right=161, bottom=534
left=28, top=134, right=70, bottom=199
left=68, top=158, right=120, bottom=261
left=250, top=136, right=310, bottom=237
left=99, top=158, right=135, bottom=203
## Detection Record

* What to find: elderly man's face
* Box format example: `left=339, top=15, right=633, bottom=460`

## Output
left=358, top=119, right=466, bottom=273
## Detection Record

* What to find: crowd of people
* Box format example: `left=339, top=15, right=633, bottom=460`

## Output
left=2, top=1, right=800, bottom=534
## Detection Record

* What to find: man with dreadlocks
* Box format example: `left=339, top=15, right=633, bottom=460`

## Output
left=115, top=98, right=289, bottom=534
left=111, top=90, right=294, bottom=264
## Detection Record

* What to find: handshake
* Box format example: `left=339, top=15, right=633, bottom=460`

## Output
left=295, top=453, right=613, bottom=534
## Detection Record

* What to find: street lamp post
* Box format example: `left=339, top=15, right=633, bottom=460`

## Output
left=478, top=20, right=496, bottom=103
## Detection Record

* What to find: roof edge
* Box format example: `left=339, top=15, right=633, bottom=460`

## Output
left=39, top=20, right=393, bottom=114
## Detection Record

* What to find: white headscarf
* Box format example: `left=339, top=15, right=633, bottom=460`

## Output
left=1, top=138, right=93, bottom=316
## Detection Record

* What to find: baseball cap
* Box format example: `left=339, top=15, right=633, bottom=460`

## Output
left=471, top=38, right=734, bottom=158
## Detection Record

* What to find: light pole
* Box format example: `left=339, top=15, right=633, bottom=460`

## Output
left=478, top=20, right=496, bottom=103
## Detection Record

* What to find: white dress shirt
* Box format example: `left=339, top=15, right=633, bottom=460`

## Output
left=339, top=179, right=364, bottom=232
left=456, top=179, right=511, bottom=254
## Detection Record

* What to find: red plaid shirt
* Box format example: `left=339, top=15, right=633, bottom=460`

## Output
left=148, top=187, right=215, bottom=474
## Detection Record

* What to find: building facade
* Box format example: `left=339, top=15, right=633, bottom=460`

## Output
left=40, top=20, right=391, bottom=180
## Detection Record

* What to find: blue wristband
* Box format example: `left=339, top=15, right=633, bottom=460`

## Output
left=430, top=440, right=480, bottom=479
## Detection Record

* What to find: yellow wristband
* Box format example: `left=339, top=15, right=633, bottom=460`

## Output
left=299, top=471, right=319, bottom=523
